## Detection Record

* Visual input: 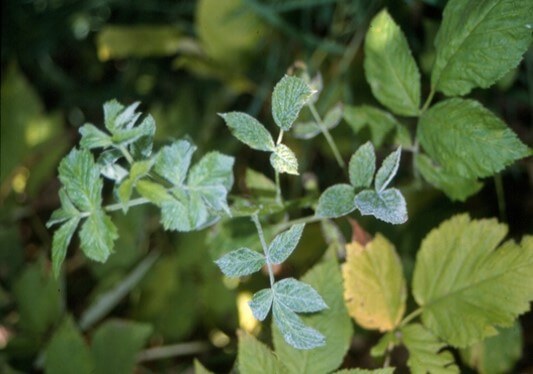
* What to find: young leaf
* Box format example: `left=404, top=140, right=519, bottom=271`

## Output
left=355, top=189, right=407, bottom=225
left=270, top=144, right=299, bottom=175
left=412, top=214, right=533, bottom=347
left=237, top=331, right=287, bottom=374
left=79, top=124, right=112, bottom=149
left=215, top=247, right=266, bottom=277
left=267, top=223, right=305, bottom=264
left=136, top=179, right=172, bottom=205
left=155, top=140, right=197, bottom=185
left=316, top=184, right=356, bottom=218
left=79, top=210, right=118, bottom=262
left=375, top=147, right=401, bottom=193
left=111, top=113, right=155, bottom=147
left=249, top=288, right=273, bottom=321
left=47, top=189, right=80, bottom=227
left=219, top=112, right=275, bottom=152
left=431, top=0, right=533, bottom=96
left=273, top=259, right=352, bottom=372
left=103, top=100, right=125, bottom=131
left=187, top=151, right=235, bottom=191
left=272, top=301, right=325, bottom=350
left=417, top=99, right=530, bottom=179
left=117, top=159, right=155, bottom=210
left=272, top=75, right=314, bottom=131
left=51, top=217, right=80, bottom=278
left=364, top=10, right=420, bottom=116
left=415, top=154, right=483, bottom=202
left=273, top=278, right=327, bottom=313
left=349, top=142, right=376, bottom=189
left=342, top=234, right=406, bottom=331
left=160, top=193, right=209, bottom=232
left=401, top=323, right=459, bottom=373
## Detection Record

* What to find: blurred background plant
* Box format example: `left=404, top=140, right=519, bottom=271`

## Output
left=1, top=0, right=531, bottom=372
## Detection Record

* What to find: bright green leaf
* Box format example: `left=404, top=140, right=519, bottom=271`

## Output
left=79, top=210, right=118, bottom=263
left=272, top=75, right=314, bottom=131
left=273, top=278, right=327, bottom=313
left=316, top=184, right=356, bottom=218
left=136, top=180, right=172, bottom=205
left=155, top=140, right=197, bottom=185
left=215, top=248, right=266, bottom=277
left=431, top=0, right=533, bottom=96
left=249, top=288, right=273, bottom=321
left=238, top=330, right=287, bottom=374
left=270, top=144, right=299, bottom=175
left=355, top=189, right=407, bottom=224
left=79, top=124, right=112, bottom=149
left=418, top=99, right=529, bottom=179
left=51, top=217, right=80, bottom=278
left=412, top=214, right=533, bottom=347
left=219, top=112, right=275, bottom=152
left=267, top=223, right=305, bottom=264
left=349, top=142, right=376, bottom=189
left=364, top=10, right=420, bottom=116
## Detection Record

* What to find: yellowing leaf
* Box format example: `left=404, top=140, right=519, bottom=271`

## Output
left=342, top=234, right=406, bottom=331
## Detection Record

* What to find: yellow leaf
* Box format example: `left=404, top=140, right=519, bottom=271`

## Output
left=342, top=234, right=406, bottom=331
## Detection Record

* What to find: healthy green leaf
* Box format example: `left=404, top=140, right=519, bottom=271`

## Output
left=401, top=323, right=459, bottom=373
left=412, top=214, right=533, bottom=347
left=267, top=223, right=305, bottom=264
left=417, top=99, right=530, bottom=178
left=215, top=248, right=266, bottom=277
left=431, top=0, right=533, bottom=96
left=364, top=10, right=420, bottom=116
left=79, top=124, right=112, bottom=149
left=155, top=140, right=197, bottom=185
left=316, top=184, right=356, bottom=218
left=136, top=180, right=172, bottom=204
left=249, top=288, right=273, bottom=321
left=273, top=259, right=352, bottom=371
left=219, top=112, right=275, bottom=152
left=245, top=168, right=276, bottom=193
left=51, top=217, right=80, bottom=278
left=415, top=154, right=483, bottom=202
left=375, top=147, right=401, bottom=193
left=270, top=144, right=299, bottom=175
left=272, top=75, right=314, bottom=131
left=238, top=330, right=287, bottom=374
left=273, top=278, right=327, bottom=313
left=349, top=142, right=376, bottom=188
left=355, top=189, right=407, bottom=224
left=79, top=210, right=118, bottom=262
left=117, top=159, right=155, bottom=211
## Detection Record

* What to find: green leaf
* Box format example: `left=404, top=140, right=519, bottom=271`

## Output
left=415, top=154, right=483, bottom=202
left=238, top=331, right=287, bottom=374
left=431, top=0, right=533, bottom=96
left=355, top=189, right=407, bottom=224
left=273, top=259, right=352, bottom=371
left=292, top=121, right=322, bottom=140
left=79, top=210, right=118, bottom=262
left=160, top=192, right=209, bottom=232
left=418, top=99, right=530, bottom=178
left=194, top=359, right=215, bottom=374
left=316, top=184, right=356, bottom=218
left=375, top=147, right=401, bottom=193
left=401, top=323, right=459, bottom=373
left=91, top=320, right=152, bottom=374
left=187, top=151, right=235, bottom=191
left=112, top=114, right=155, bottom=147
left=215, top=248, right=266, bottom=277
left=103, top=100, right=125, bottom=131
left=270, top=144, right=299, bottom=175
left=272, top=75, right=314, bottom=131
left=79, top=124, right=112, bottom=149
left=155, top=140, right=197, bottom=185
left=249, top=288, right=273, bottom=321
left=245, top=168, right=276, bottom=193
left=335, top=370, right=395, bottom=374
left=412, top=214, right=533, bottom=347
left=267, top=223, right=305, bottom=264
left=344, top=105, right=404, bottom=147
left=349, top=142, right=376, bottom=189
left=117, top=159, right=155, bottom=211
left=219, top=112, right=275, bottom=152
left=45, top=317, right=94, bottom=374
left=136, top=180, right=172, bottom=204
left=51, top=217, right=80, bottom=278
left=273, top=278, right=327, bottom=313
left=342, top=234, right=406, bottom=331
left=47, top=189, right=80, bottom=227
left=322, top=103, right=344, bottom=129
left=58, top=148, right=102, bottom=211
left=364, top=10, right=420, bottom=116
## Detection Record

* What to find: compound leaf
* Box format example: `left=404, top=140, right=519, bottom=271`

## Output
left=316, top=184, right=356, bottom=218
left=51, top=217, right=80, bottom=278
left=273, top=278, right=327, bottom=313
left=272, top=75, right=314, bottom=131
left=249, top=288, right=273, bottom=321
left=432, top=0, right=533, bottom=96
left=215, top=248, right=265, bottom=277
left=349, top=142, right=376, bottom=189
left=364, top=10, right=420, bottom=116
left=418, top=99, right=529, bottom=179
left=401, top=323, right=459, bottom=374
left=355, top=189, right=407, bottom=225
left=412, top=214, right=533, bottom=347
left=79, top=210, right=118, bottom=263
left=155, top=140, right=196, bottom=185
left=342, top=234, right=406, bottom=331
left=267, top=223, right=305, bottom=264
left=375, top=147, right=401, bottom=193
left=270, top=144, right=299, bottom=175
left=219, top=112, right=275, bottom=152
left=238, top=331, right=287, bottom=374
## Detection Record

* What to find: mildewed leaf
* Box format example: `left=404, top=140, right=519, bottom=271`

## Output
left=155, top=140, right=197, bottom=185
left=47, top=189, right=80, bottom=227
left=349, top=142, right=376, bottom=189
left=267, top=223, right=305, bottom=264
left=187, top=151, right=235, bottom=191
left=273, top=278, right=327, bottom=313
left=431, top=0, right=533, bottom=96
left=272, top=75, right=314, bottom=131
left=215, top=248, right=266, bottom=277
left=342, top=234, right=406, bottom=331
left=375, top=147, right=401, bottom=193
left=51, top=217, right=80, bottom=278
left=355, top=189, right=407, bottom=225
left=272, top=301, right=325, bottom=350
left=238, top=331, right=287, bottom=374
left=316, top=184, right=356, bottom=218
left=418, top=99, right=530, bottom=179
left=249, top=288, right=273, bottom=321
left=401, top=323, right=459, bottom=373
left=364, top=10, right=420, bottom=116
left=335, top=370, right=394, bottom=374
left=79, top=210, right=118, bottom=262
left=270, top=144, right=299, bottom=175
left=412, top=214, right=533, bottom=347
left=219, top=112, right=275, bottom=152
left=79, top=124, right=112, bottom=149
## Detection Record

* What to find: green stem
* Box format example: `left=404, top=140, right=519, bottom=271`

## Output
left=307, top=103, right=345, bottom=169
left=420, top=88, right=436, bottom=114
left=276, top=130, right=284, bottom=145
left=399, top=308, right=423, bottom=328
left=118, top=145, right=134, bottom=164
left=275, top=170, right=283, bottom=205
left=79, top=197, right=150, bottom=218
left=494, top=173, right=507, bottom=222
left=251, top=214, right=275, bottom=287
